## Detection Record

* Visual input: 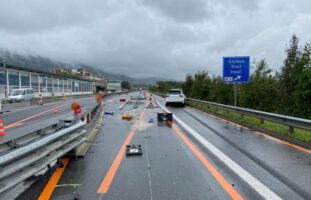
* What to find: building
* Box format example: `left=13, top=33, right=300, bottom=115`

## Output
left=107, top=82, right=122, bottom=92
left=0, top=64, right=93, bottom=99
left=50, top=67, right=107, bottom=92
left=50, top=67, right=86, bottom=77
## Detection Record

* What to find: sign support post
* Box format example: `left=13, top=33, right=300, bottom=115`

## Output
left=233, top=83, right=237, bottom=107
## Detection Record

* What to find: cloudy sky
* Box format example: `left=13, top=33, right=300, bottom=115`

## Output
left=0, top=0, right=310, bottom=79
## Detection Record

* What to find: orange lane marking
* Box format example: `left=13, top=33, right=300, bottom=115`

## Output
left=5, top=123, right=23, bottom=129
left=4, top=103, right=69, bottom=130
left=97, top=127, right=135, bottom=194
left=255, top=131, right=311, bottom=154
left=97, top=108, right=146, bottom=194
left=4, top=108, right=54, bottom=129
left=169, top=121, right=244, bottom=200
left=38, top=157, right=70, bottom=200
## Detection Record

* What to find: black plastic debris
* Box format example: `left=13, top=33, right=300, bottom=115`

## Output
left=126, top=145, right=142, bottom=156
left=157, top=112, right=173, bottom=122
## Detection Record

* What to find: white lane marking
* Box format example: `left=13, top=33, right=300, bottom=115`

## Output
left=119, top=100, right=128, bottom=110
left=145, top=138, right=153, bottom=200
left=157, top=102, right=282, bottom=200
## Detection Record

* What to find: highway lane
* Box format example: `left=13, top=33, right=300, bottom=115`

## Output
left=31, top=93, right=239, bottom=200
left=2, top=97, right=95, bottom=127
left=155, top=96, right=311, bottom=199
left=17, top=92, right=311, bottom=199
left=0, top=95, right=121, bottom=144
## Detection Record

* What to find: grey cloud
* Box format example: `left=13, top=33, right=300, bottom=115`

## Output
left=0, top=0, right=310, bottom=80
left=141, top=0, right=210, bottom=23
left=0, top=0, right=118, bottom=33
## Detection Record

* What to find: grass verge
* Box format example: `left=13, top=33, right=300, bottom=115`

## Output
left=187, top=102, right=311, bottom=144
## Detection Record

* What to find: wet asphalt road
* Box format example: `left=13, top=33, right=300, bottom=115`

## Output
left=18, top=93, right=311, bottom=200
left=0, top=96, right=98, bottom=143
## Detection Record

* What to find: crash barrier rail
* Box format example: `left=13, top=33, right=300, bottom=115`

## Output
left=30, top=93, right=95, bottom=105
left=152, top=92, right=311, bottom=134
left=0, top=100, right=105, bottom=195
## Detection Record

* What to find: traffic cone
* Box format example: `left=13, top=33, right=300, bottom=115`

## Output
left=54, top=104, right=58, bottom=114
left=0, top=119, right=6, bottom=135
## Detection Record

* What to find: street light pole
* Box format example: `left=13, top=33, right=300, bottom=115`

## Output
left=0, top=59, right=5, bottom=111
left=1, top=59, right=8, bottom=99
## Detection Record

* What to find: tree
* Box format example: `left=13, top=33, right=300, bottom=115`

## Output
left=277, top=34, right=301, bottom=114
left=239, top=59, right=277, bottom=111
left=291, top=43, right=311, bottom=118
left=190, top=71, right=211, bottom=100
left=121, top=81, right=131, bottom=90
left=209, top=76, right=233, bottom=105
left=181, top=74, right=193, bottom=97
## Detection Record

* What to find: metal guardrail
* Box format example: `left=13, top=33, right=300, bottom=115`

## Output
left=0, top=121, right=87, bottom=194
left=187, top=98, right=311, bottom=133
left=0, top=91, right=127, bottom=195
left=0, top=102, right=104, bottom=195
left=152, top=92, right=311, bottom=134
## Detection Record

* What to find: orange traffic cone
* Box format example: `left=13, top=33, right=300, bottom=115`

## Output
left=54, top=104, right=58, bottom=114
left=0, top=119, right=6, bottom=135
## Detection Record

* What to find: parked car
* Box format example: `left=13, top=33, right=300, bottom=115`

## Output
left=165, top=89, right=185, bottom=107
left=8, top=88, right=35, bottom=103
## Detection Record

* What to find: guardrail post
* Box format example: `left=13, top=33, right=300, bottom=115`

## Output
left=9, top=139, right=17, bottom=149
left=240, top=114, right=244, bottom=120
left=289, top=126, right=294, bottom=134
left=260, top=118, right=264, bottom=125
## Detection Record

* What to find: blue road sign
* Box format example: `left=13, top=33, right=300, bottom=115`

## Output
left=223, top=56, right=250, bottom=83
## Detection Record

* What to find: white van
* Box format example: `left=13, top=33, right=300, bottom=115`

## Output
left=8, top=88, right=35, bottom=102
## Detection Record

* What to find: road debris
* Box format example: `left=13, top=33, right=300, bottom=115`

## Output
left=122, top=113, right=133, bottom=120
left=157, top=112, right=173, bottom=122
left=55, top=184, right=82, bottom=188
left=104, top=112, right=114, bottom=115
left=126, top=145, right=142, bottom=156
